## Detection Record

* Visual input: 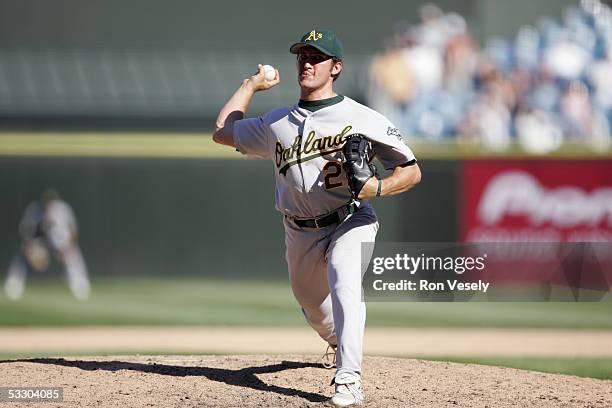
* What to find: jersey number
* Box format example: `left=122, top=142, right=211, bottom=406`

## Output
left=323, top=162, right=343, bottom=189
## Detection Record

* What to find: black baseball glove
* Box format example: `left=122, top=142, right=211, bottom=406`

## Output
left=342, top=133, right=379, bottom=199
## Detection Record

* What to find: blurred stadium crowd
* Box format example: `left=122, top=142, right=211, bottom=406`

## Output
left=367, top=0, right=612, bottom=152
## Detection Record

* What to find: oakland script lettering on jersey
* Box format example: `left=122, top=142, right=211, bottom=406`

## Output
left=276, top=125, right=353, bottom=174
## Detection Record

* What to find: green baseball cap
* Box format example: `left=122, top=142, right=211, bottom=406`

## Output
left=289, top=30, right=343, bottom=61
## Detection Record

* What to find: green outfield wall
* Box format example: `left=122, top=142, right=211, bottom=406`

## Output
left=0, top=157, right=458, bottom=278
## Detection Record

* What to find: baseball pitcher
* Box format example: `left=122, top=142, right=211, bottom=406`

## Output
left=213, top=30, right=421, bottom=407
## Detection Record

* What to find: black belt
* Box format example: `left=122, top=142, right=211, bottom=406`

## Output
left=291, top=202, right=359, bottom=229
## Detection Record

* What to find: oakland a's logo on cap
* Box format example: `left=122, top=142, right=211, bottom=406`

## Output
left=290, top=29, right=343, bottom=61
left=306, top=30, right=323, bottom=42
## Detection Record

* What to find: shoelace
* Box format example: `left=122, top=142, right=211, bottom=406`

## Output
left=321, top=345, right=336, bottom=369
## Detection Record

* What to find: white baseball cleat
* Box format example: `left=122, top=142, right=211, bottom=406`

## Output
left=330, top=372, right=364, bottom=407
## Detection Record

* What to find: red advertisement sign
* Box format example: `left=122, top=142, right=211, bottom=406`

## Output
left=461, top=160, right=612, bottom=242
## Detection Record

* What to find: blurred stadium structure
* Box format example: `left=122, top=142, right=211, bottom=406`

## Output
left=0, top=0, right=604, bottom=143
left=0, top=50, right=370, bottom=123
left=368, top=0, right=612, bottom=152
left=1, top=0, right=610, bottom=153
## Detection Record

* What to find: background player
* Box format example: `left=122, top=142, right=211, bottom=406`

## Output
left=4, top=189, right=91, bottom=301
left=212, top=30, right=421, bottom=407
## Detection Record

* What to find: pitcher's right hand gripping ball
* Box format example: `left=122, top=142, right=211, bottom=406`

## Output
left=249, top=64, right=280, bottom=92
left=342, top=134, right=379, bottom=199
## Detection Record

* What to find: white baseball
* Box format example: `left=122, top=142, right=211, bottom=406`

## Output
left=263, top=64, right=276, bottom=81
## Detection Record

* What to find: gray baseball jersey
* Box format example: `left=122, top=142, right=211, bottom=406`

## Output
left=234, top=95, right=415, bottom=218
left=232, top=94, right=416, bottom=379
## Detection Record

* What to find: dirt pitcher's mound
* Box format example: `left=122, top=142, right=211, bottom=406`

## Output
left=1, top=355, right=610, bottom=407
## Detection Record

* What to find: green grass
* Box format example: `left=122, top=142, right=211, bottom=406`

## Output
left=0, top=277, right=300, bottom=326
left=1, top=277, right=611, bottom=328
left=420, top=356, right=612, bottom=380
